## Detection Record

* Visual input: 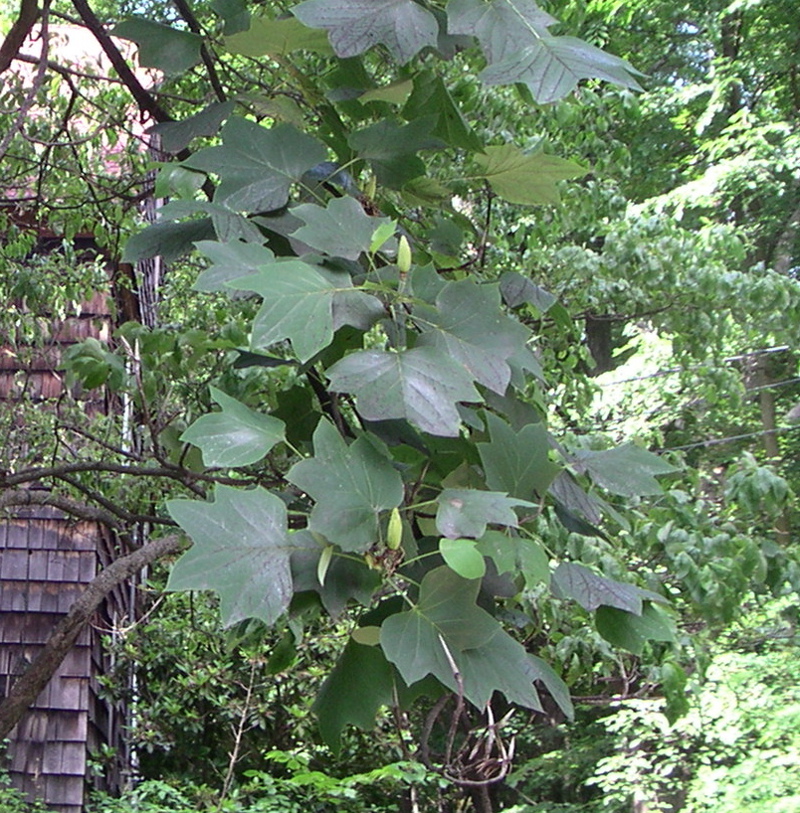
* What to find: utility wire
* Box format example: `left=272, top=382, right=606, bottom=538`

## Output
left=605, top=345, right=792, bottom=386
left=658, top=424, right=800, bottom=453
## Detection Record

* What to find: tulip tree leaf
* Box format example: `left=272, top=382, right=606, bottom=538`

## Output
left=552, top=562, right=651, bottom=614
left=151, top=101, right=235, bottom=154
left=402, top=72, right=482, bottom=151
left=184, top=118, right=327, bottom=213
left=122, top=218, right=216, bottom=263
left=291, top=198, right=394, bottom=261
left=348, top=118, right=442, bottom=188
left=287, top=420, right=404, bottom=552
left=381, top=567, right=541, bottom=709
left=166, top=485, right=297, bottom=627
left=439, top=538, right=486, bottom=579
left=381, top=567, right=498, bottom=684
left=229, top=260, right=348, bottom=361
left=474, top=145, right=586, bottom=205
left=478, top=412, right=561, bottom=500
left=436, top=489, right=534, bottom=539
left=480, top=36, right=642, bottom=103
left=292, top=0, right=439, bottom=64
left=180, top=387, right=285, bottom=468
left=113, top=19, right=203, bottom=76
left=326, top=347, right=482, bottom=437
left=212, top=0, right=250, bottom=34
left=313, top=639, right=395, bottom=752
left=225, top=14, right=333, bottom=56
left=359, top=78, right=414, bottom=105
left=574, top=443, right=679, bottom=497
left=475, top=530, right=550, bottom=587
left=525, top=655, right=573, bottom=718
left=595, top=604, right=676, bottom=655
left=415, top=279, right=531, bottom=394
left=290, top=531, right=381, bottom=617
left=446, top=0, right=556, bottom=64
left=500, top=271, right=557, bottom=312
left=193, top=240, right=276, bottom=292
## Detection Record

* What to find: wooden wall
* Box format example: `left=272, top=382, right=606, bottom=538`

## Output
left=0, top=236, right=134, bottom=811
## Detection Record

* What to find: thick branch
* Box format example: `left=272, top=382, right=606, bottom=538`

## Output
left=0, top=533, right=184, bottom=740
left=0, top=488, right=124, bottom=526
left=0, top=0, right=39, bottom=75
left=71, top=0, right=172, bottom=123
left=2, top=460, right=268, bottom=488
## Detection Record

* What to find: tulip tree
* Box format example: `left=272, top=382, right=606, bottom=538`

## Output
left=0, top=0, right=682, bottom=787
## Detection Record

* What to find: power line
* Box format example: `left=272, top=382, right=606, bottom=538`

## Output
left=658, top=424, right=800, bottom=453
left=604, top=345, right=793, bottom=386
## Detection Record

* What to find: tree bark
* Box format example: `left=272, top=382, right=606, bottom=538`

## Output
left=0, top=533, right=183, bottom=740
left=0, top=0, right=39, bottom=75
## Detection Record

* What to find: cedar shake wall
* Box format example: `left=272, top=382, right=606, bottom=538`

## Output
left=1, top=241, right=133, bottom=811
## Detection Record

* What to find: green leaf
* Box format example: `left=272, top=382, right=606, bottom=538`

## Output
left=313, top=640, right=394, bottom=752
left=292, top=0, right=439, bottom=64
left=552, top=562, right=661, bottom=614
left=229, top=259, right=345, bottom=361
left=459, top=626, right=542, bottom=710
left=154, top=166, right=206, bottom=199
left=476, top=530, right=550, bottom=586
left=436, top=488, right=534, bottom=539
left=475, top=145, right=586, bottom=205
left=575, top=444, right=679, bottom=497
left=291, top=531, right=381, bottom=616
left=478, top=412, right=561, bottom=500
left=381, top=567, right=542, bottom=710
left=414, top=279, right=531, bottom=394
left=150, top=101, right=235, bottom=154
left=380, top=567, right=498, bottom=682
left=369, top=220, right=398, bottom=254
left=439, top=538, right=486, bottom=579
left=359, top=79, right=414, bottom=106
left=447, top=0, right=555, bottom=63
left=348, top=118, right=442, bottom=188
left=225, top=14, right=333, bottom=56
left=402, top=72, right=482, bottom=151
left=500, top=271, right=557, bottom=312
left=123, top=218, right=216, bottom=262
left=159, top=200, right=264, bottom=244
left=326, top=347, right=482, bottom=437
left=290, top=198, right=394, bottom=260
left=180, top=386, right=285, bottom=468
left=287, top=420, right=404, bottom=552
left=112, top=19, right=202, bottom=76
left=595, top=604, right=676, bottom=655
left=193, top=240, right=276, bottom=292
left=351, top=626, right=382, bottom=646
left=167, top=485, right=297, bottom=627
left=480, top=36, right=643, bottom=103
left=184, top=118, right=327, bottom=213
left=525, top=655, right=573, bottom=719
left=212, top=0, right=250, bottom=35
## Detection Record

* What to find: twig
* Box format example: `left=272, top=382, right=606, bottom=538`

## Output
left=218, top=660, right=258, bottom=807
left=0, top=0, right=50, bottom=162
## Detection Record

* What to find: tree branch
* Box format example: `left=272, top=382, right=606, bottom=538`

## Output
left=0, top=0, right=39, bottom=75
left=171, top=0, right=227, bottom=103
left=0, top=533, right=184, bottom=740
left=71, top=0, right=172, bottom=123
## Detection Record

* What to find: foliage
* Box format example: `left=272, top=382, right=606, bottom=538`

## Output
left=0, top=762, right=50, bottom=813
left=1, top=0, right=799, bottom=810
